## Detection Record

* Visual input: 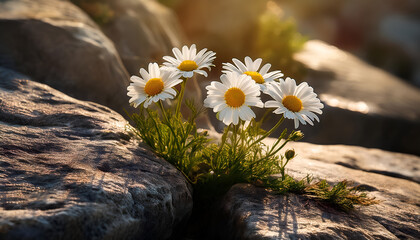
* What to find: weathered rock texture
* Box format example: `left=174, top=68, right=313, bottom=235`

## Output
left=215, top=140, right=420, bottom=239
left=285, top=141, right=420, bottom=184
left=284, top=40, right=420, bottom=155
left=0, top=68, right=193, bottom=240
left=0, top=0, right=130, bottom=115
left=98, top=0, right=185, bottom=75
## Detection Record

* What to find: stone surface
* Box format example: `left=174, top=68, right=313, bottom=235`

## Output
left=98, top=0, right=185, bottom=75
left=0, top=68, right=193, bottom=239
left=0, top=0, right=130, bottom=115
left=73, top=0, right=212, bottom=129
left=214, top=140, right=420, bottom=239
left=283, top=141, right=420, bottom=184
left=276, top=0, right=420, bottom=86
left=285, top=40, right=420, bottom=155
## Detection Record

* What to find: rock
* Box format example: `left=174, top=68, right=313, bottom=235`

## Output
left=276, top=0, right=420, bottom=86
left=378, top=14, right=420, bottom=86
left=288, top=40, right=420, bottom=155
left=96, top=0, right=185, bottom=75
left=214, top=140, right=420, bottom=239
left=0, top=68, right=193, bottom=239
left=73, top=0, right=213, bottom=128
left=0, top=0, right=130, bottom=115
left=283, top=141, right=420, bottom=184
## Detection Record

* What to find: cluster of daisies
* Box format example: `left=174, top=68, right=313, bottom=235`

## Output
left=127, top=44, right=323, bottom=128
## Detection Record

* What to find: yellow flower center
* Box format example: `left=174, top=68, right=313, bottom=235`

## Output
left=224, top=87, right=245, bottom=108
left=282, top=95, right=303, bottom=112
left=144, top=78, right=164, bottom=96
left=244, top=71, right=265, bottom=84
left=178, top=60, right=198, bottom=71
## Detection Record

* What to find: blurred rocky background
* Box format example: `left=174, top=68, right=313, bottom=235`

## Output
left=1, top=0, right=419, bottom=239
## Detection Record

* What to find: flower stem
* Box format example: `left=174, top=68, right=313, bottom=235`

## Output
left=214, top=124, right=231, bottom=171
left=250, top=116, right=284, bottom=148
left=156, top=101, right=182, bottom=156
left=176, top=78, right=187, bottom=117
left=281, top=157, right=291, bottom=181
left=157, top=101, right=169, bottom=123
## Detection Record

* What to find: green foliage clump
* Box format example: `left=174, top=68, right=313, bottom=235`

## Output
left=305, top=180, right=379, bottom=211
left=128, top=100, right=209, bottom=176
left=266, top=176, right=378, bottom=210
left=194, top=119, right=297, bottom=200
left=265, top=174, right=312, bottom=195
left=255, top=11, right=307, bottom=80
left=71, top=0, right=114, bottom=25
left=128, top=104, right=377, bottom=211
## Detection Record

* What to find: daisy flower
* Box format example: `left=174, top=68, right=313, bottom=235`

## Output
left=127, top=63, right=183, bottom=108
left=264, top=77, right=324, bottom=128
left=204, top=72, right=263, bottom=125
left=222, top=56, right=284, bottom=90
left=162, top=44, right=216, bottom=78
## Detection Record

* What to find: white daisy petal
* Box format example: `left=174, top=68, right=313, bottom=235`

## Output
left=173, top=47, right=183, bottom=60
left=265, top=100, right=280, bottom=108
left=232, top=110, right=239, bottom=125
left=140, top=68, right=150, bottom=81
left=244, top=56, right=253, bottom=69
left=127, top=63, right=182, bottom=108
left=224, top=109, right=233, bottom=125
left=301, top=114, right=314, bottom=125
left=182, top=45, right=189, bottom=59
left=273, top=108, right=285, bottom=115
left=166, top=79, right=183, bottom=88
left=242, top=106, right=256, bottom=120
left=222, top=62, right=241, bottom=74
left=203, top=72, right=262, bottom=125
left=263, top=70, right=283, bottom=79
left=232, top=58, right=248, bottom=72
left=163, top=56, right=179, bottom=65
left=214, top=103, right=227, bottom=112
left=219, top=107, right=228, bottom=120
left=143, top=98, right=152, bottom=108
left=194, top=48, right=207, bottom=61
left=195, top=69, right=208, bottom=77
left=259, top=63, right=271, bottom=75
left=294, top=118, right=300, bottom=128
left=225, top=57, right=283, bottom=90
left=252, top=58, right=262, bottom=72
left=264, top=82, right=283, bottom=102
left=163, top=44, right=216, bottom=78
left=264, top=77, right=323, bottom=129
left=189, top=44, right=197, bottom=59
left=166, top=88, right=177, bottom=96
left=238, top=106, right=248, bottom=120
left=130, top=75, right=143, bottom=83
left=284, top=77, right=296, bottom=95
left=183, top=71, right=194, bottom=78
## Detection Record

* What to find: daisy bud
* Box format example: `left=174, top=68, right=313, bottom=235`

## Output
left=285, top=149, right=295, bottom=160
left=289, top=131, right=304, bottom=141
